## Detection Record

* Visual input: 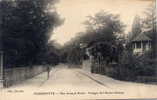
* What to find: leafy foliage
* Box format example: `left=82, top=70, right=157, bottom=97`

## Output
left=0, top=0, right=62, bottom=67
left=142, top=4, right=157, bottom=58
left=116, top=50, right=157, bottom=81
left=129, top=15, right=142, bottom=41
left=61, top=11, right=125, bottom=67
left=83, top=11, right=125, bottom=44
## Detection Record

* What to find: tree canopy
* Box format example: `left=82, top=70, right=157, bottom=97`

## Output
left=81, top=11, right=125, bottom=45
left=130, top=15, right=142, bottom=41
left=0, top=0, right=63, bottom=67
left=61, top=11, right=125, bottom=65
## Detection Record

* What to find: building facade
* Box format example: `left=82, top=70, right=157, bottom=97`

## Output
left=131, top=33, right=152, bottom=55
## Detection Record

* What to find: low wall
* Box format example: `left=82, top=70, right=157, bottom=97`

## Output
left=82, top=60, right=91, bottom=72
left=3, top=65, right=47, bottom=87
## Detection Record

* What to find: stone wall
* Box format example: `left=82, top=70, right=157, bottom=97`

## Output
left=3, top=66, right=47, bottom=87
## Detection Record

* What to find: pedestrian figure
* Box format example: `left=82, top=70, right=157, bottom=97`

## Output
left=47, top=65, right=50, bottom=79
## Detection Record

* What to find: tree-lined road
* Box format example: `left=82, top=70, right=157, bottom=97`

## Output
left=1, top=64, right=157, bottom=99
left=7, top=64, right=108, bottom=89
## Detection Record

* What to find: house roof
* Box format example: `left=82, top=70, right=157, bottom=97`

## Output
left=132, top=33, right=152, bottom=42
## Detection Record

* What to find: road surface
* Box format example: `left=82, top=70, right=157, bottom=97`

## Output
left=1, top=64, right=157, bottom=100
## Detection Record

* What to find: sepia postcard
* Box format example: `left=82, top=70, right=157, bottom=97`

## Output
left=0, top=0, right=157, bottom=100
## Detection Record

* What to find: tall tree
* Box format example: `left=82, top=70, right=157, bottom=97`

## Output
left=0, top=0, right=63, bottom=67
left=131, top=15, right=142, bottom=40
left=63, top=11, right=125, bottom=64
left=142, top=4, right=156, bottom=58
left=82, top=11, right=125, bottom=45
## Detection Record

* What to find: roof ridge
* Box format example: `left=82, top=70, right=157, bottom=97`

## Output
left=132, top=32, right=152, bottom=42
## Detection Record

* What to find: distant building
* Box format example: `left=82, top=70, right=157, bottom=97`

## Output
left=131, top=32, right=152, bottom=55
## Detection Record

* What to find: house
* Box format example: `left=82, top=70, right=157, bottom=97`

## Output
left=131, top=32, right=152, bottom=55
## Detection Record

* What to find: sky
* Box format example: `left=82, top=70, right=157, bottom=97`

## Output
left=50, top=0, right=154, bottom=45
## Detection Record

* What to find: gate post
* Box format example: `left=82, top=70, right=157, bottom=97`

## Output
left=0, top=51, right=4, bottom=88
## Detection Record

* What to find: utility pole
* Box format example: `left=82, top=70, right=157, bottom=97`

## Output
left=0, top=51, right=4, bottom=88
left=0, top=0, right=4, bottom=88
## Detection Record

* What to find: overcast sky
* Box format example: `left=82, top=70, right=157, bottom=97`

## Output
left=50, top=0, right=154, bottom=45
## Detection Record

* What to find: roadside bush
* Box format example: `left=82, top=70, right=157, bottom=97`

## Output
left=89, top=49, right=156, bottom=82
left=116, top=50, right=157, bottom=81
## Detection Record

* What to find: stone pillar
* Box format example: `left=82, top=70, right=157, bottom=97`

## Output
left=146, top=41, right=149, bottom=50
left=134, top=43, right=137, bottom=54
left=134, top=43, right=136, bottom=49
left=141, top=41, right=143, bottom=52
left=149, top=41, right=151, bottom=49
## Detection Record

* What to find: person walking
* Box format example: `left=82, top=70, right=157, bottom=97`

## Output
left=47, top=65, right=50, bottom=79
